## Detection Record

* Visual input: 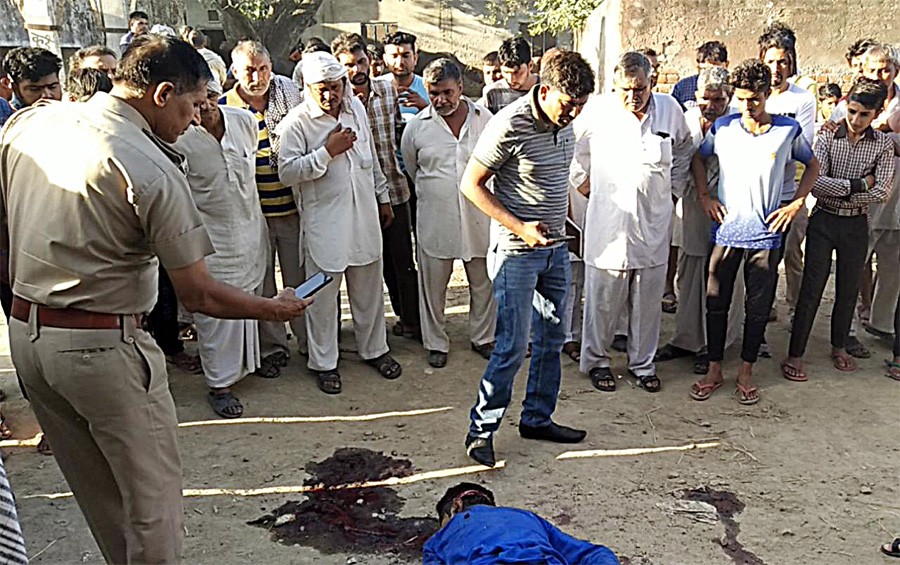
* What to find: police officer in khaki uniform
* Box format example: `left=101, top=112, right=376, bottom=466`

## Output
left=0, top=35, right=309, bottom=564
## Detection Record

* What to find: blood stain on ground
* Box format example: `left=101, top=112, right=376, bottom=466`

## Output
left=248, top=447, right=438, bottom=560
left=682, top=487, right=766, bottom=565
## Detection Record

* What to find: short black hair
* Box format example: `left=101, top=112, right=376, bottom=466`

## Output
left=697, top=41, right=728, bottom=65
left=482, top=51, right=499, bottom=66
left=498, top=36, right=531, bottom=69
left=366, top=43, right=383, bottom=60
left=817, top=82, right=841, bottom=100
left=757, top=22, right=798, bottom=77
left=847, top=77, right=888, bottom=110
left=188, top=30, right=207, bottom=49
left=541, top=49, right=595, bottom=98
left=638, top=47, right=658, bottom=59
left=845, top=38, right=876, bottom=65
left=116, top=34, right=211, bottom=95
left=729, top=58, right=771, bottom=94
left=384, top=31, right=417, bottom=52
left=331, top=33, right=367, bottom=57
left=3, top=47, right=61, bottom=84
left=128, top=10, right=149, bottom=22
left=436, top=483, right=496, bottom=519
left=69, top=45, right=117, bottom=70
left=66, top=67, right=113, bottom=102
left=304, top=37, right=331, bottom=55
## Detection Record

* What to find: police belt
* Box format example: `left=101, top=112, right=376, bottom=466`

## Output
left=11, top=297, right=141, bottom=330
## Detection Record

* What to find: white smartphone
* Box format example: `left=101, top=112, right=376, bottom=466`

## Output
left=294, top=272, right=334, bottom=299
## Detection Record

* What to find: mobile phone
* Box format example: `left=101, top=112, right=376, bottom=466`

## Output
left=294, top=272, right=334, bottom=299
left=546, top=235, right=576, bottom=245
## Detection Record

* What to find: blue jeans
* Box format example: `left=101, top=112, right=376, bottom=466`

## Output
left=469, top=245, right=570, bottom=437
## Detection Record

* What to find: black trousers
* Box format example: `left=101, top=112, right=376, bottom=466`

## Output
left=382, top=201, right=420, bottom=329
left=707, top=243, right=783, bottom=364
left=145, top=267, right=184, bottom=356
left=893, top=292, right=900, bottom=358
left=0, top=281, right=11, bottom=321
left=789, top=211, right=869, bottom=357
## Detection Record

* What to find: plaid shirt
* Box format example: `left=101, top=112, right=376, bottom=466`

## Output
left=365, top=79, right=410, bottom=205
left=812, top=123, right=895, bottom=212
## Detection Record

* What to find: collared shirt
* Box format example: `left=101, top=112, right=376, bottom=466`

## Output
left=766, top=82, right=817, bottom=200
left=671, top=74, right=699, bottom=111
left=572, top=92, right=693, bottom=270
left=276, top=95, right=390, bottom=272
left=401, top=98, right=492, bottom=260
left=198, top=48, right=228, bottom=85
left=382, top=73, right=428, bottom=123
left=679, top=106, right=719, bottom=257
left=812, top=123, right=894, bottom=213
left=119, top=31, right=135, bottom=54
left=220, top=77, right=299, bottom=218
left=0, top=93, right=213, bottom=313
left=478, top=77, right=535, bottom=115
left=364, top=78, right=410, bottom=205
left=700, top=113, right=814, bottom=249
left=471, top=85, right=574, bottom=252
left=173, top=106, right=269, bottom=291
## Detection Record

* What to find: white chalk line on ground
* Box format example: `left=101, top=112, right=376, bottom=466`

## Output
left=23, top=461, right=507, bottom=500
left=178, top=406, right=454, bottom=428
left=557, top=441, right=721, bottom=460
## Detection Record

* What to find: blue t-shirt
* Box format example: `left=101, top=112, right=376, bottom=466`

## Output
left=698, top=113, right=813, bottom=249
left=671, top=74, right=699, bottom=111
left=423, top=505, right=620, bottom=565
left=397, top=74, right=428, bottom=122
left=0, top=98, right=14, bottom=128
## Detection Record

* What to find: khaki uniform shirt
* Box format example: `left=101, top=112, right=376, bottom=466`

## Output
left=173, top=106, right=268, bottom=292
left=0, top=93, right=213, bottom=314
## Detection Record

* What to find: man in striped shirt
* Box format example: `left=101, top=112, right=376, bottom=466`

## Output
left=221, top=40, right=303, bottom=378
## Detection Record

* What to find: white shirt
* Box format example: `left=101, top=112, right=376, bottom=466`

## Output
left=679, top=106, right=718, bottom=257
left=173, top=106, right=268, bottom=291
left=400, top=99, right=492, bottom=261
left=277, top=95, right=390, bottom=272
left=765, top=82, right=816, bottom=200
left=198, top=48, right=227, bottom=85
left=572, top=93, right=692, bottom=270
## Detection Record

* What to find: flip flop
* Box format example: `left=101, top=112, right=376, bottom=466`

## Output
left=207, top=391, right=243, bottom=418
left=562, top=342, right=581, bottom=362
left=735, top=383, right=759, bottom=405
left=780, top=360, right=807, bottom=382
left=885, top=360, right=900, bottom=382
left=881, top=538, right=900, bottom=558
left=831, top=351, right=856, bottom=372
left=689, top=380, right=722, bottom=401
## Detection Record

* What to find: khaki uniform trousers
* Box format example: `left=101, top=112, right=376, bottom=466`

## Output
left=260, top=213, right=306, bottom=357
left=870, top=230, right=900, bottom=334
left=304, top=256, right=389, bottom=371
left=417, top=251, right=496, bottom=353
left=671, top=252, right=744, bottom=353
left=10, top=312, right=182, bottom=564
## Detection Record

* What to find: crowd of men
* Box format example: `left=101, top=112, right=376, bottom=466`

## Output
left=0, top=12, right=897, bottom=563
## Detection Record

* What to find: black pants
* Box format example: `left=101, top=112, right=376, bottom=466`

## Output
left=893, top=292, right=900, bottom=358
left=382, top=201, right=420, bottom=329
left=145, top=267, right=184, bottom=356
left=0, top=282, right=11, bottom=321
left=789, top=212, right=868, bottom=357
left=707, top=244, right=783, bottom=364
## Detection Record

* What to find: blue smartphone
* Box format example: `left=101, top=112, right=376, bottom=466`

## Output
left=294, top=272, right=334, bottom=299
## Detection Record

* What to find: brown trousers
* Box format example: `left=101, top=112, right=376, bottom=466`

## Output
left=10, top=312, right=183, bottom=564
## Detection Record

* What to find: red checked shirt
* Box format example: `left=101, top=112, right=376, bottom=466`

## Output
left=812, top=123, right=895, bottom=212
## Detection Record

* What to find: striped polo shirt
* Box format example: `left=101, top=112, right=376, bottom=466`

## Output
left=220, top=88, right=297, bottom=217
left=471, top=86, right=574, bottom=252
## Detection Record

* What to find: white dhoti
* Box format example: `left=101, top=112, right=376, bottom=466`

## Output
left=562, top=257, right=585, bottom=343
left=580, top=264, right=667, bottom=377
left=418, top=250, right=496, bottom=353
left=305, top=255, right=389, bottom=371
left=195, top=312, right=262, bottom=389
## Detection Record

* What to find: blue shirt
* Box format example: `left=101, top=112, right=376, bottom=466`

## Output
left=699, top=113, right=813, bottom=250
left=0, top=98, right=13, bottom=128
left=423, top=505, right=620, bottom=565
left=671, top=74, right=699, bottom=111
left=397, top=74, right=428, bottom=122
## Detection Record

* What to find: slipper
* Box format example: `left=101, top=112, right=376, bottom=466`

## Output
left=654, top=343, right=694, bottom=362
left=589, top=367, right=615, bottom=392
left=365, top=353, right=402, bottom=380
left=629, top=370, right=661, bottom=393
left=881, top=538, right=900, bottom=558
left=36, top=434, right=52, bottom=456
left=831, top=350, right=856, bottom=372
left=780, top=360, right=807, bottom=382
left=661, top=292, right=677, bottom=314
left=207, top=391, right=243, bottom=418
left=562, top=342, right=581, bottom=362
left=693, top=353, right=710, bottom=375
left=314, top=369, right=342, bottom=394
left=885, top=360, right=900, bottom=382
left=844, top=336, right=870, bottom=359
left=689, top=380, right=722, bottom=401
left=735, top=383, right=759, bottom=405
left=254, top=355, right=281, bottom=379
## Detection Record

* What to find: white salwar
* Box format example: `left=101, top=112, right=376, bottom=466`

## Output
left=572, top=93, right=692, bottom=377
left=174, top=106, right=269, bottom=388
left=400, top=99, right=496, bottom=353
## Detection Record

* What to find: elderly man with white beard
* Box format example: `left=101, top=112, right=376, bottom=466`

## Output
left=401, top=58, right=497, bottom=368
left=573, top=51, right=692, bottom=394
left=173, top=77, right=269, bottom=418
left=277, top=51, right=402, bottom=395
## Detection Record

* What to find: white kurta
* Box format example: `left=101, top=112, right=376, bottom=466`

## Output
left=572, top=93, right=692, bottom=270
left=276, top=96, right=390, bottom=273
left=400, top=98, right=492, bottom=260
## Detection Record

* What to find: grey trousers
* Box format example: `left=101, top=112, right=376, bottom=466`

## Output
left=782, top=204, right=809, bottom=310
left=304, top=255, right=389, bottom=371
left=417, top=251, right=496, bottom=353
left=581, top=264, right=666, bottom=377
left=671, top=252, right=744, bottom=353
left=870, top=230, right=900, bottom=334
left=260, top=213, right=306, bottom=357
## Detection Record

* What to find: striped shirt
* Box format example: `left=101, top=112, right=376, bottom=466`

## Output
left=0, top=459, right=27, bottom=564
left=479, top=78, right=534, bottom=115
left=472, top=86, right=574, bottom=252
left=812, top=123, right=894, bottom=212
left=220, top=88, right=298, bottom=217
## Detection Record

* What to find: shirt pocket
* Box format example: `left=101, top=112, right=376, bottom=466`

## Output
left=642, top=134, right=672, bottom=169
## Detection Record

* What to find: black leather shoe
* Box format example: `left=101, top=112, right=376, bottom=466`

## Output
left=428, top=350, right=448, bottom=368
left=518, top=421, right=586, bottom=444
left=470, top=341, right=495, bottom=360
left=465, top=435, right=495, bottom=467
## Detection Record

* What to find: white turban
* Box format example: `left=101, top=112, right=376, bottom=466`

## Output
left=301, top=51, right=347, bottom=85
left=206, top=75, right=223, bottom=95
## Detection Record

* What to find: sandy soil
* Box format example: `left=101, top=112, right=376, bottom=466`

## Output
left=1, top=266, right=897, bottom=565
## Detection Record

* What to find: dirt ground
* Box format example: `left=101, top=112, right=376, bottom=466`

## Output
left=1, top=265, right=897, bottom=565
